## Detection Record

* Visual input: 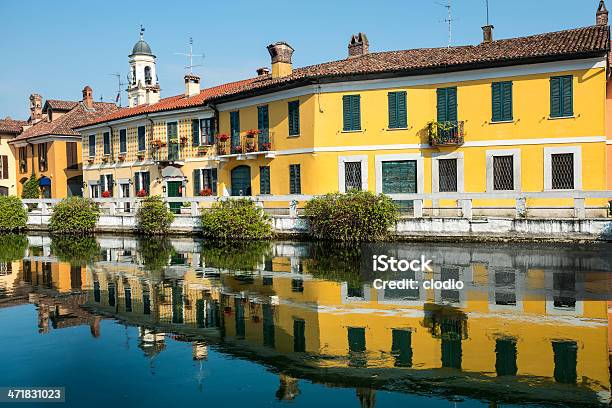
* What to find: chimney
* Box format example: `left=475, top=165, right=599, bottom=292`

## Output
left=482, top=25, right=494, bottom=43
left=597, top=0, right=608, bottom=25
left=256, top=67, right=270, bottom=76
left=184, top=74, right=201, bottom=97
left=82, top=86, right=93, bottom=109
left=267, top=42, right=294, bottom=79
left=29, top=93, right=42, bottom=122
left=348, top=32, right=369, bottom=57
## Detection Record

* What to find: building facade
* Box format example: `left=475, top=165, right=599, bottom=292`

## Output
left=0, top=118, right=26, bottom=195
left=10, top=88, right=117, bottom=198
left=80, top=3, right=611, bottom=216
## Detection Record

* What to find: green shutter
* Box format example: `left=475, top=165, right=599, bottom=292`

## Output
left=397, top=91, right=407, bottom=128
left=502, top=81, right=513, bottom=121
left=562, top=76, right=573, bottom=117
left=192, top=119, right=199, bottom=146
left=388, top=92, right=397, bottom=128
left=260, top=166, right=270, bottom=194
left=352, top=95, right=361, bottom=130
left=142, top=171, right=150, bottom=194
left=550, top=77, right=562, bottom=117
left=258, top=105, right=269, bottom=130
left=230, top=111, right=240, bottom=147
left=289, top=164, right=301, bottom=194
left=343, top=95, right=351, bottom=131
left=288, top=101, right=300, bottom=136
left=492, top=82, right=502, bottom=122
left=447, top=87, right=457, bottom=121
left=437, top=88, right=447, bottom=122
left=193, top=169, right=200, bottom=195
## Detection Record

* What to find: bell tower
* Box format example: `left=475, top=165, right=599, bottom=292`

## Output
left=127, top=26, right=160, bottom=107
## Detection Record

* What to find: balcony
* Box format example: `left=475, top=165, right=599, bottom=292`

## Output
left=150, top=140, right=183, bottom=165
left=217, top=130, right=276, bottom=160
left=428, top=121, right=465, bottom=147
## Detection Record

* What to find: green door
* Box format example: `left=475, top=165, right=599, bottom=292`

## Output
left=231, top=165, right=251, bottom=196
left=382, top=160, right=416, bottom=213
left=167, top=181, right=182, bottom=213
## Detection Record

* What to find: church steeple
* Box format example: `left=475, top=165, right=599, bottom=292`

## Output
left=127, top=26, right=160, bottom=107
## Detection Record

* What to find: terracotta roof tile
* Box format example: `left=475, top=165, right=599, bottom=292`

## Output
left=82, top=24, right=610, bottom=127
left=0, top=118, right=27, bottom=134
left=11, top=102, right=118, bottom=143
left=43, top=99, right=79, bottom=112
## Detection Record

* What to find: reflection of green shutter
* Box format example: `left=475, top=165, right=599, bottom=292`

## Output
left=293, top=319, right=305, bottom=352
left=196, top=299, right=205, bottom=328
left=553, top=341, right=577, bottom=384
left=142, top=172, right=150, bottom=194
left=495, top=338, right=517, bottom=376
left=391, top=329, right=413, bottom=367
left=192, top=119, right=199, bottom=146
left=348, top=327, right=366, bottom=352
left=193, top=169, right=200, bottom=195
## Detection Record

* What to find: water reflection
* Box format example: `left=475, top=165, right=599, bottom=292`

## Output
left=0, top=235, right=611, bottom=407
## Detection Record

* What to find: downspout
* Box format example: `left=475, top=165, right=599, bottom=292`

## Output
left=146, top=114, right=156, bottom=193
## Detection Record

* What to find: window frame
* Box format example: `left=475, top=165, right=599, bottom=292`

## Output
left=432, top=152, right=464, bottom=193
left=137, top=126, right=146, bottom=152
left=388, top=91, right=408, bottom=129
left=491, top=81, right=513, bottom=123
left=288, top=100, right=300, bottom=136
left=199, top=118, right=215, bottom=145
left=543, top=146, right=582, bottom=191
left=103, top=132, right=111, bottom=156
left=342, top=94, right=361, bottom=132
left=338, top=155, right=368, bottom=193
left=37, top=142, right=48, bottom=172
left=259, top=166, right=271, bottom=195
left=550, top=75, right=574, bottom=119
left=289, top=164, right=301, bottom=195
left=119, top=128, right=127, bottom=154
left=486, top=149, right=521, bottom=192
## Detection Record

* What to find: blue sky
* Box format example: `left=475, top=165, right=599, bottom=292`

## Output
left=0, top=0, right=604, bottom=118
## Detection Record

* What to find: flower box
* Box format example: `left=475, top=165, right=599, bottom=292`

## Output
left=232, top=145, right=243, bottom=154
left=199, top=188, right=213, bottom=196
left=136, top=189, right=148, bottom=198
left=260, top=142, right=272, bottom=151
left=218, top=133, right=229, bottom=142
left=101, top=190, right=112, bottom=198
left=245, top=129, right=259, bottom=138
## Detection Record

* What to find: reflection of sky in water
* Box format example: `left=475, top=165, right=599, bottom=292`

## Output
left=0, top=235, right=610, bottom=408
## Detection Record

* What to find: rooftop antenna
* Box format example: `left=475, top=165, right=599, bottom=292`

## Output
left=109, top=73, right=127, bottom=107
left=436, top=0, right=454, bottom=47
left=174, top=37, right=204, bottom=74
left=486, top=0, right=489, bottom=25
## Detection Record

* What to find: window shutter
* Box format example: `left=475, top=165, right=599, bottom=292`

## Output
left=290, top=164, right=301, bottom=194
left=343, top=96, right=351, bottom=131
left=550, top=77, right=561, bottom=117
left=492, top=82, right=502, bottom=122
left=2, top=156, right=7, bottom=179
left=260, top=166, right=270, bottom=194
left=119, top=129, right=127, bottom=153
left=397, top=91, right=407, bottom=128
left=142, top=172, right=150, bottom=194
left=258, top=106, right=269, bottom=130
left=352, top=95, right=361, bottom=130
left=99, top=175, right=104, bottom=190
left=502, top=82, right=513, bottom=121
left=138, top=126, right=146, bottom=151
left=193, top=169, right=201, bottom=195
left=108, top=174, right=114, bottom=195
left=388, top=92, right=397, bottom=128
left=211, top=168, right=218, bottom=194
left=288, top=101, right=300, bottom=136
left=562, top=76, right=573, bottom=117
left=447, top=87, right=457, bottom=121
left=437, top=88, right=447, bottom=122
left=192, top=119, right=200, bottom=147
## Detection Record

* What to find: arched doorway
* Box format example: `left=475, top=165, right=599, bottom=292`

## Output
left=67, top=175, right=83, bottom=197
left=231, top=166, right=251, bottom=196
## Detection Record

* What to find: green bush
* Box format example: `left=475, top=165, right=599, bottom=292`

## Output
left=0, top=234, right=28, bottom=262
left=50, top=235, right=100, bottom=265
left=0, top=196, right=27, bottom=231
left=200, top=241, right=272, bottom=271
left=304, top=190, right=398, bottom=242
left=48, top=197, right=100, bottom=234
left=136, top=195, right=175, bottom=235
left=21, top=174, right=40, bottom=199
left=200, top=199, right=272, bottom=240
left=138, top=238, right=175, bottom=274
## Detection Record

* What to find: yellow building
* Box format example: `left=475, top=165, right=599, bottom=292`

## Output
left=0, top=118, right=26, bottom=195
left=10, top=88, right=117, bottom=198
left=80, top=4, right=610, bottom=216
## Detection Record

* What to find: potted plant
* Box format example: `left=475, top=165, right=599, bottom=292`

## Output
left=102, top=155, right=109, bottom=163
left=87, top=157, right=94, bottom=164
left=199, top=187, right=213, bottom=196
left=260, top=142, right=272, bottom=151
left=232, top=145, right=243, bottom=154
left=136, top=152, right=145, bottom=161
left=150, top=139, right=166, bottom=149
left=218, top=133, right=229, bottom=142
left=246, top=142, right=256, bottom=153
left=118, top=153, right=126, bottom=161
left=245, top=129, right=259, bottom=138
left=136, top=189, right=148, bottom=198
left=197, top=145, right=208, bottom=155
left=101, top=190, right=112, bottom=198
left=180, top=136, right=189, bottom=146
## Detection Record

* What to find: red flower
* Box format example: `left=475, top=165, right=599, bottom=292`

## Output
left=101, top=190, right=112, bottom=198
left=260, top=142, right=272, bottom=151
left=232, top=145, right=243, bottom=154
left=245, top=129, right=259, bottom=137
left=199, top=188, right=213, bottom=196
left=218, top=133, right=229, bottom=142
left=136, top=189, right=148, bottom=197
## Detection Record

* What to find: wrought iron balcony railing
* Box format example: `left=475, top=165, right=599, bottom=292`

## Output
left=217, top=130, right=275, bottom=156
left=428, top=121, right=465, bottom=147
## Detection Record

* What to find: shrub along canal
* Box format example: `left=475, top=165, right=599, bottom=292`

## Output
left=0, top=234, right=611, bottom=407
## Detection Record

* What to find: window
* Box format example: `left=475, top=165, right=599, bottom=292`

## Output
left=88, top=134, right=96, bottom=157
left=19, top=147, right=27, bottom=173
left=230, top=111, right=240, bottom=148
left=438, top=158, right=457, bottom=192
left=491, top=81, right=513, bottom=122
left=551, top=153, right=574, bottom=189
left=38, top=143, right=48, bottom=171
left=0, top=156, right=8, bottom=180
left=260, top=166, right=270, bottom=194
left=342, top=95, right=361, bottom=131
left=550, top=75, right=573, bottom=118
left=103, top=132, right=110, bottom=155
left=288, top=100, right=300, bottom=136
left=388, top=91, right=407, bottom=129
left=291, top=278, right=304, bottom=293
left=119, top=129, right=127, bottom=154
left=66, top=142, right=78, bottom=169
left=198, top=118, right=215, bottom=145
left=437, top=87, right=458, bottom=122
left=137, top=126, right=146, bottom=152
left=100, top=174, right=113, bottom=196
left=192, top=168, right=217, bottom=196
left=89, top=183, right=100, bottom=198
left=344, top=161, right=362, bottom=191
left=134, top=171, right=150, bottom=195
left=493, top=156, right=514, bottom=191
left=289, top=164, right=301, bottom=194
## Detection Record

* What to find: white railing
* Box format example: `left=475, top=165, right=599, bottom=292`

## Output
left=21, top=190, right=612, bottom=219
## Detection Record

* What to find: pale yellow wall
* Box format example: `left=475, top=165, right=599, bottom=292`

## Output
left=0, top=133, right=17, bottom=195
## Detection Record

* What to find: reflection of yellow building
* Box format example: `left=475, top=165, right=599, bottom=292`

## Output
left=81, top=239, right=611, bottom=405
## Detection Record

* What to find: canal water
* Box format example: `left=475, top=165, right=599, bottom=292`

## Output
left=0, top=234, right=611, bottom=408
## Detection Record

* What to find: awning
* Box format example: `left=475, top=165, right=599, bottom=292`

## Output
left=161, top=165, right=184, bottom=179
left=39, top=176, right=51, bottom=187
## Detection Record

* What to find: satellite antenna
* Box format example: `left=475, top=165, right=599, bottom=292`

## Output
left=436, top=0, right=454, bottom=47
left=109, top=73, right=127, bottom=107
left=174, top=37, right=204, bottom=74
